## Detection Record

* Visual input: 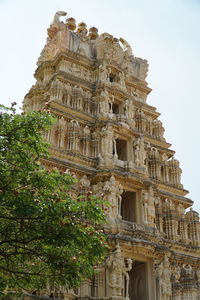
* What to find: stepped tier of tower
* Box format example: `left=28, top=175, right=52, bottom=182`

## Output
left=23, top=11, right=200, bottom=300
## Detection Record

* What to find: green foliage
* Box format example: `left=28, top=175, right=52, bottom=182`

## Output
left=0, top=104, right=108, bottom=295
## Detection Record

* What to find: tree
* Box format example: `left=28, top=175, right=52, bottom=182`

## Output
left=0, top=104, right=108, bottom=295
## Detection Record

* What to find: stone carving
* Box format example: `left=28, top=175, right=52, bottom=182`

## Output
left=153, top=119, right=165, bottom=141
left=82, top=125, right=91, bottom=156
left=103, top=176, right=123, bottom=218
left=67, top=120, right=80, bottom=152
left=95, top=33, right=124, bottom=64
left=135, top=109, right=146, bottom=133
left=66, top=17, right=76, bottom=31
left=98, top=89, right=110, bottom=118
left=122, top=99, right=135, bottom=128
left=79, top=175, right=90, bottom=195
left=132, top=57, right=149, bottom=81
left=119, top=37, right=133, bottom=57
left=142, top=186, right=156, bottom=227
left=38, top=14, right=69, bottom=65
left=181, top=264, right=194, bottom=280
left=56, top=117, right=66, bottom=148
left=99, top=63, right=109, bottom=82
left=50, top=78, right=65, bottom=102
left=155, top=255, right=172, bottom=300
left=172, top=265, right=181, bottom=283
left=133, top=136, right=146, bottom=169
left=100, top=124, right=114, bottom=159
left=52, top=11, right=67, bottom=24
left=118, top=72, right=126, bottom=91
left=70, top=24, right=95, bottom=59
left=106, top=244, right=132, bottom=298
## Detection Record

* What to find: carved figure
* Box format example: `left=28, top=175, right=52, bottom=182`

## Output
left=171, top=265, right=181, bottom=284
left=103, top=176, right=123, bottom=217
left=82, top=125, right=91, bottom=156
left=106, top=244, right=132, bottom=297
left=119, top=72, right=126, bottom=90
left=79, top=175, right=90, bottom=193
left=181, top=264, right=194, bottom=280
left=100, top=124, right=114, bottom=158
left=99, top=63, right=109, bottom=82
left=99, top=90, right=109, bottom=117
left=133, top=137, right=146, bottom=168
left=142, top=186, right=156, bottom=226
left=155, top=255, right=172, bottom=300
left=67, top=120, right=80, bottom=151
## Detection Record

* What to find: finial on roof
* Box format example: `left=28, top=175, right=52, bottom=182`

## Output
left=66, top=17, right=76, bottom=31
left=77, top=22, right=88, bottom=34
left=88, top=27, right=98, bottom=40
left=119, top=37, right=133, bottom=57
left=52, top=11, right=67, bottom=25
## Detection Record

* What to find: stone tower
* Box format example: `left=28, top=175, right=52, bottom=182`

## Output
left=23, top=11, right=200, bottom=300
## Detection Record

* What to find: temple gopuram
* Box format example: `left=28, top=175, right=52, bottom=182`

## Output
left=23, top=11, right=200, bottom=300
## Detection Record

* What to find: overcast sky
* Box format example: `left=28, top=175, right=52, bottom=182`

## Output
left=0, top=0, right=200, bottom=212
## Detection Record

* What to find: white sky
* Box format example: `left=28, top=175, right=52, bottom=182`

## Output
left=0, top=0, right=200, bottom=212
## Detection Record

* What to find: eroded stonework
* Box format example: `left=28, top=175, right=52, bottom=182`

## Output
left=23, top=11, right=200, bottom=300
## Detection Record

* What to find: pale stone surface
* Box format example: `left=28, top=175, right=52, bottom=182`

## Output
left=23, top=11, right=200, bottom=300
left=106, top=244, right=133, bottom=298
left=155, top=255, right=172, bottom=300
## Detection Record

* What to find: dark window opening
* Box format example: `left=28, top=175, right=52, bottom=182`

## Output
left=177, top=221, right=181, bottom=235
left=163, top=217, right=166, bottom=234
left=121, top=191, right=136, bottom=222
left=116, top=138, right=127, bottom=161
left=113, top=103, right=119, bottom=114
left=109, top=73, right=116, bottom=82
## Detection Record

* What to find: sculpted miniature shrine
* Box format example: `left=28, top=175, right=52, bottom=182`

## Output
left=23, top=11, right=200, bottom=300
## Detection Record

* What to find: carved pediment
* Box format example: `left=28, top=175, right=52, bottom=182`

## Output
left=95, top=33, right=124, bottom=65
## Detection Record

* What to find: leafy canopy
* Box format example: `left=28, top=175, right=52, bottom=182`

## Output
left=0, top=104, right=108, bottom=295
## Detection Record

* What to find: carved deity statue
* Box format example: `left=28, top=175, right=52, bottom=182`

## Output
left=99, top=89, right=110, bottom=118
left=106, top=244, right=133, bottom=298
left=79, top=175, right=91, bottom=194
left=82, top=125, right=91, bottom=156
left=155, top=255, right=172, bottom=300
left=100, top=124, right=114, bottom=159
left=67, top=120, right=80, bottom=152
left=99, top=63, right=109, bottom=82
left=133, top=137, right=146, bottom=168
left=171, top=265, right=181, bottom=284
left=103, top=176, right=123, bottom=218
left=181, top=264, right=194, bottom=280
left=142, top=186, right=156, bottom=227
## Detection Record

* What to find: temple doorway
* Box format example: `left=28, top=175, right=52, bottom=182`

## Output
left=129, top=261, right=148, bottom=300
